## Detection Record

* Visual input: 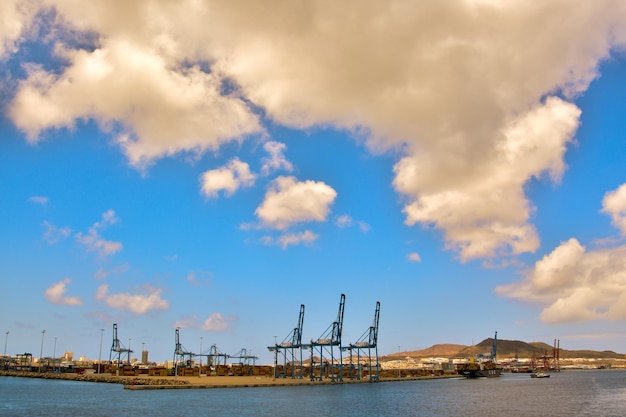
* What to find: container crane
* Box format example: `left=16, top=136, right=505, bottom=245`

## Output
left=173, top=328, right=194, bottom=375
left=268, top=304, right=305, bottom=378
left=229, top=348, right=259, bottom=366
left=207, top=344, right=229, bottom=367
left=490, top=331, right=498, bottom=361
left=343, top=301, right=380, bottom=381
left=306, top=294, right=346, bottom=382
left=109, top=323, right=132, bottom=368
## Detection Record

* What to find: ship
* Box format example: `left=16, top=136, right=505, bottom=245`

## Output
left=456, top=332, right=503, bottom=378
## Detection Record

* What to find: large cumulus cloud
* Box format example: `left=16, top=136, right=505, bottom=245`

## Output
left=5, top=0, right=626, bottom=261
left=497, top=184, right=626, bottom=324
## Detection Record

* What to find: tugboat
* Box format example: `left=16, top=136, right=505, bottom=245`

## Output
left=456, top=332, right=503, bottom=378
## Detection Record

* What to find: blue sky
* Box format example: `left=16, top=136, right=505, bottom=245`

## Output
left=2, top=0, right=626, bottom=364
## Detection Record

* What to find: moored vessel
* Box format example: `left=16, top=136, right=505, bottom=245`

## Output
left=457, top=331, right=502, bottom=378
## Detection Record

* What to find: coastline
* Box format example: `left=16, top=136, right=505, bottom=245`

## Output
left=0, top=370, right=458, bottom=390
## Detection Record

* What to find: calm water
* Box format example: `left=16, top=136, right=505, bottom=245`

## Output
left=1, top=370, right=625, bottom=416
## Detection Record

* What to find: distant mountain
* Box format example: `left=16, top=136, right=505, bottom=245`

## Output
left=387, top=338, right=625, bottom=360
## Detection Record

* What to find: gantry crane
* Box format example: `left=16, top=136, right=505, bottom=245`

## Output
left=229, top=348, right=259, bottom=366
left=305, top=294, right=345, bottom=382
left=207, top=344, right=229, bottom=366
left=343, top=301, right=380, bottom=381
left=173, top=328, right=194, bottom=375
left=268, top=304, right=305, bottom=378
left=109, top=323, right=132, bottom=367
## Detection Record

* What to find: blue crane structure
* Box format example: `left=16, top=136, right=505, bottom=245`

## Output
left=173, top=328, right=194, bottom=375
left=343, top=301, right=380, bottom=381
left=268, top=304, right=305, bottom=379
left=207, top=344, right=229, bottom=366
left=109, top=323, right=132, bottom=367
left=490, top=331, right=498, bottom=361
left=194, top=343, right=227, bottom=370
left=229, top=348, right=259, bottom=366
left=305, top=294, right=346, bottom=382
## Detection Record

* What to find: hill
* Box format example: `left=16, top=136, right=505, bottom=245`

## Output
left=387, top=338, right=624, bottom=360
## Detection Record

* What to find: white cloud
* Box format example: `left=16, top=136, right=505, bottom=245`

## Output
left=335, top=214, right=353, bottom=228
left=94, top=268, right=109, bottom=281
left=407, top=252, right=422, bottom=263
left=44, top=278, right=82, bottom=306
left=95, top=283, right=169, bottom=315
left=9, top=36, right=263, bottom=169
left=263, top=230, right=319, bottom=249
left=335, top=214, right=370, bottom=232
left=0, top=0, right=37, bottom=58
left=186, top=272, right=197, bottom=285
left=202, top=312, right=234, bottom=331
left=261, top=141, right=292, bottom=175
left=395, top=97, right=580, bottom=262
left=173, top=313, right=235, bottom=332
left=29, top=196, right=49, bottom=206
left=75, top=209, right=122, bottom=257
left=42, top=220, right=71, bottom=244
left=495, top=238, right=626, bottom=323
left=601, top=184, right=626, bottom=235
left=498, top=183, right=626, bottom=324
left=199, top=158, right=256, bottom=198
left=172, top=316, right=199, bottom=330
left=93, top=263, right=129, bottom=280
left=256, top=176, right=337, bottom=230
left=94, top=284, right=108, bottom=300
left=186, top=270, right=213, bottom=286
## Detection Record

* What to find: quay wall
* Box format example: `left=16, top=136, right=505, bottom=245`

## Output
left=1, top=369, right=457, bottom=389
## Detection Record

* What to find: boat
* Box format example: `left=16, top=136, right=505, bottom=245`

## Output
left=456, top=332, right=503, bottom=378
left=530, top=371, right=550, bottom=378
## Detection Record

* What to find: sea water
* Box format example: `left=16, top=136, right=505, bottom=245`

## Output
left=1, top=370, right=625, bottom=417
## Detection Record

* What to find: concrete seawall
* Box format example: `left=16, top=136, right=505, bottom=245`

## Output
left=1, top=370, right=458, bottom=389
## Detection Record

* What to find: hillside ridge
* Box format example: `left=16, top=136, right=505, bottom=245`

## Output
left=390, top=338, right=625, bottom=359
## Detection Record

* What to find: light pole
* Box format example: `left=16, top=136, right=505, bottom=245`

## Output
left=98, top=328, right=104, bottom=374
left=40, top=330, right=46, bottom=372
left=128, top=338, right=131, bottom=364
left=273, top=335, right=277, bottom=379
left=200, top=337, right=203, bottom=376
left=3, top=331, right=8, bottom=357
left=52, top=337, right=57, bottom=373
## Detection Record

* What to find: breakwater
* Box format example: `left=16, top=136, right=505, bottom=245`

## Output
left=0, top=370, right=188, bottom=387
left=0, top=370, right=457, bottom=390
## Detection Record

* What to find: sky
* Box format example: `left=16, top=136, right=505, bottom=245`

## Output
left=2, top=0, right=626, bottom=364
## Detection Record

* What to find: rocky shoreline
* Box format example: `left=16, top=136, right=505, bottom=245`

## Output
left=0, top=370, right=189, bottom=387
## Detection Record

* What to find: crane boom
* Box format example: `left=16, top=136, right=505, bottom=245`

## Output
left=294, top=304, right=305, bottom=347
left=369, top=301, right=380, bottom=347
left=331, top=294, right=346, bottom=345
